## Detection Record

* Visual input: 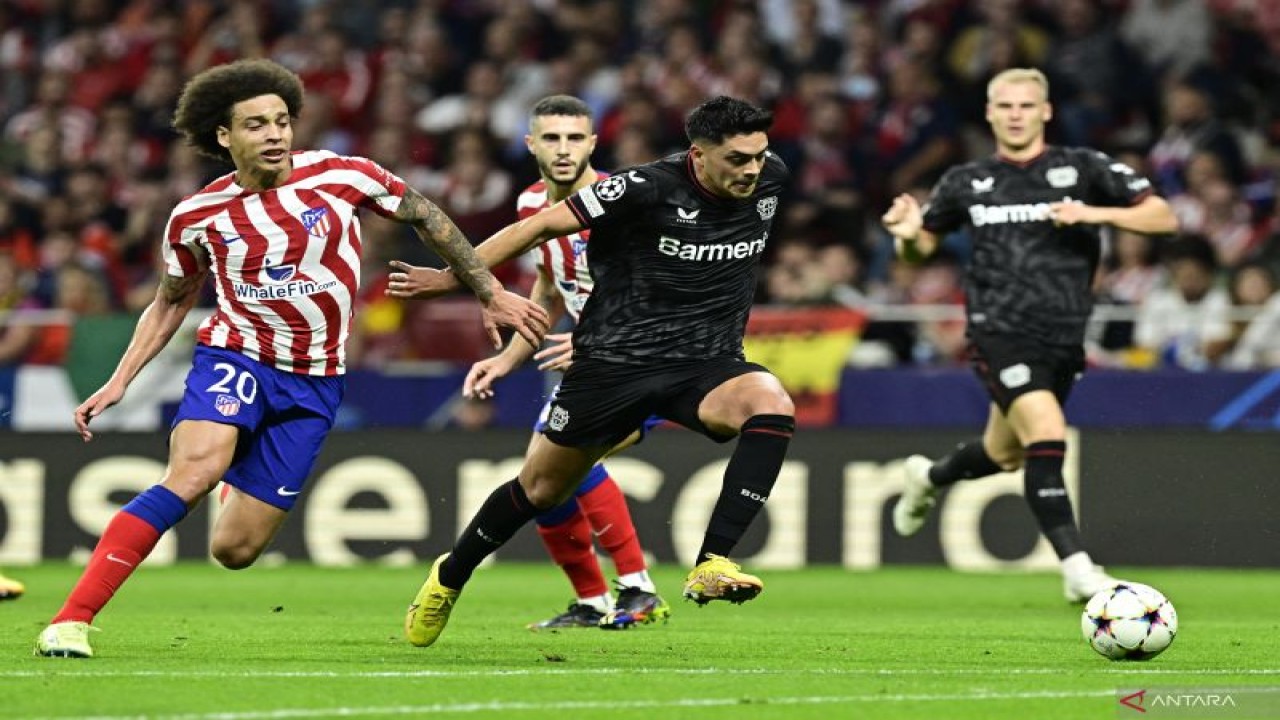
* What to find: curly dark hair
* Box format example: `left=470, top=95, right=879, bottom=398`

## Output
left=172, top=59, right=304, bottom=162
left=684, top=96, right=773, bottom=145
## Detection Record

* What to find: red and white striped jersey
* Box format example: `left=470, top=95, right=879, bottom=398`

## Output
left=517, top=176, right=601, bottom=321
left=162, top=150, right=406, bottom=375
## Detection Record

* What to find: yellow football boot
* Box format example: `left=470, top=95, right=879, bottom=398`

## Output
left=682, top=554, right=763, bottom=606
left=405, top=554, right=460, bottom=647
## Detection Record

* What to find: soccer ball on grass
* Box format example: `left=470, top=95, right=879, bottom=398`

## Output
left=1081, top=582, right=1177, bottom=660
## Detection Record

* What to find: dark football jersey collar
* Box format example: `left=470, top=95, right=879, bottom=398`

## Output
left=995, top=145, right=1051, bottom=168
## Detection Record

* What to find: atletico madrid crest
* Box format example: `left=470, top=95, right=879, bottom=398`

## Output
left=215, top=394, right=241, bottom=417
left=301, top=207, right=330, bottom=238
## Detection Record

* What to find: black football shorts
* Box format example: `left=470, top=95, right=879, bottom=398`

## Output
left=967, top=331, right=1085, bottom=413
left=541, top=356, right=771, bottom=448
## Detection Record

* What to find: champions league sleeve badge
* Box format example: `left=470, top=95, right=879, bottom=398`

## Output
left=596, top=175, right=628, bottom=202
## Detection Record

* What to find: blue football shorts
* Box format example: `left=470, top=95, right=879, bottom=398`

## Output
left=172, top=344, right=344, bottom=510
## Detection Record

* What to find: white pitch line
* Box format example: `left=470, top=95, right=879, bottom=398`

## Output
left=34, top=689, right=1120, bottom=720
left=5, top=667, right=1279, bottom=679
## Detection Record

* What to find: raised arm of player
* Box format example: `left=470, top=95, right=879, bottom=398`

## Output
left=74, top=269, right=209, bottom=442
left=387, top=201, right=584, bottom=299
left=881, top=193, right=940, bottom=263
left=1048, top=195, right=1178, bottom=235
left=393, top=186, right=549, bottom=349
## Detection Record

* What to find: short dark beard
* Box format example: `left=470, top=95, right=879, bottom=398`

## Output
left=538, top=157, right=589, bottom=192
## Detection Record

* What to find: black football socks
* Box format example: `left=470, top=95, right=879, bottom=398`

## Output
left=439, top=479, right=538, bottom=589
left=928, top=439, right=1003, bottom=486
left=1023, top=440, right=1083, bottom=558
left=697, top=414, right=795, bottom=562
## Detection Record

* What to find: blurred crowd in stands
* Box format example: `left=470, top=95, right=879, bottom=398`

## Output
left=2, top=0, right=1280, bottom=372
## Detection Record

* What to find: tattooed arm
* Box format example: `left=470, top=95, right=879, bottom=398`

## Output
left=74, top=269, right=209, bottom=441
left=386, top=201, right=583, bottom=299
left=392, top=187, right=550, bottom=349
left=394, top=187, right=501, bottom=302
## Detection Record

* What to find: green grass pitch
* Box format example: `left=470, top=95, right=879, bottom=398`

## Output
left=2, top=563, right=1277, bottom=719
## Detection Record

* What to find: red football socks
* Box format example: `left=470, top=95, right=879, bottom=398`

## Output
left=52, top=511, right=162, bottom=624
left=578, top=478, right=646, bottom=576
left=537, top=509, right=609, bottom=598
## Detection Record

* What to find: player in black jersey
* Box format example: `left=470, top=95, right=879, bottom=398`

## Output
left=391, top=96, right=796, bottom=648
left=881, top=68, right=1178, bottom=602
left=460, top=95, right=669, bottom=631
